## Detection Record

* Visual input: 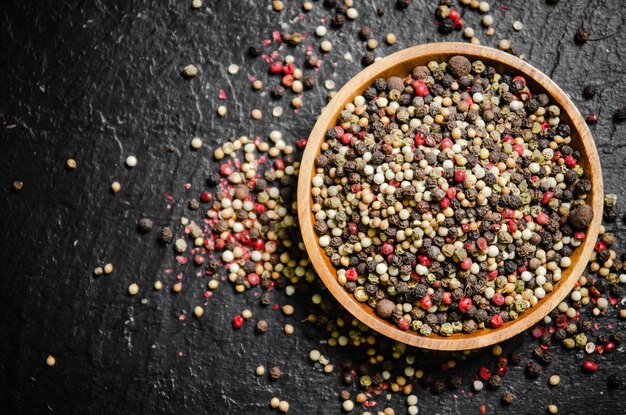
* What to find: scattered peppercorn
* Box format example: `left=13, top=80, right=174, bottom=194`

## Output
left=574, top=28, right=589, bottom=44
left=582, top=85, right=597, bottom=99
left=613, top=106, right=626, bottom=122
left=160, top=227, right=173, bottom=243
left=501, top=391, right=516, bottom=406
left=137, top=218, right=154, bottom=233
left=269, top=366, right=282, bottom=380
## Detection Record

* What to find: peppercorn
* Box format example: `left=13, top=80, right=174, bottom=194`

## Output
left=261, top=292, right=272, bottom=305
left=526, top=361, right=542, bottom=378
left=448, top=55, right=472, bottom=78
left=188, top=198, right=200, bottom=210
left=12, top=180, right=23, bottom=191
left=269, top=366, right=282, bottom=379
left=332, top=13, right=345, bottom=27
left=439, top=18, right=455, bottom=34
left=574, top=28, right=589, bottom=44
left=397, top=0, right=412, bottom=9
left=272, top=85, right=286, bottom=99
left=508, top=350, right=522, bottom=365
left=614, top=106, right=626, bottom=122
left=582, top=85, right=597, bottom=99
left=431, top=380, right=446, bottom=395
left=302, top=76, right=315, bottom=89
left=248, top=45, right=262, bottom=57
left=488, top=374, right=502, bottom=389
left=137, top=218, right=153, bottom=233
left=448, top=375, right=463, bottom=389
left=587, top=113, right=598, bottom=124
left=359, top=26, right=372, bottom=40
left=256, top=320, right=268, bottom=333
left=608, top=373, right=626, bottom=390
left=362, top=52, right=375, bottom=67
left=159, top=227, right=173, bottom=243
left=377, top=6, right=385, bottom=15
left=501, top=391, right=516, bottom=406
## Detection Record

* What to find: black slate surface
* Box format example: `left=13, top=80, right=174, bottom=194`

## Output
left=1, top=0, right=626, bottom=414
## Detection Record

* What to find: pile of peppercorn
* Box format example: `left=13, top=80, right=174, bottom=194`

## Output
left=312, top=55, right=594, bottom=337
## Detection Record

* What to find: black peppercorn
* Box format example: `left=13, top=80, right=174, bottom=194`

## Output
left=332, top=13, right=346, bottom=27
left=574, top=28, right=589, bottom=44
left=271, top=85, right=285, bottom=99
left=362, top=52, right=375, bottom=67
left=431, top=380, right=446, bottom=395
left=159, top=226, right=173, bottom=243
left=439, top=18, right=455, bottom=34
left=448, top=375, right=463, bottom=389
left=137, top=218, right=153, bottom=233
left=261, top=292, right=272, bottom=305
left=488, top=374, right=502, bottom=389
left=501, top=391, right=516, bottom=406
left=582, top=85, right=597, bottom=99
left=377, top=6, right=385, bottom=15
left=614, top=106, right=626, bottom=122
left=303, top=76, right=315, bottom=89
left=397, top=0, right=412, bottom=9
left=526, top=361, right=542, bottom=378
left=247, top=45, right=262, bottom=57
left=359, top=25, right=372, bottom=40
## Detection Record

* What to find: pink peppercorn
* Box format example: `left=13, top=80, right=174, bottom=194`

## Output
left=542, top=191, right=554, bottom=204
left=248, top=273, right=260, bottom=285
left=478, top=367, right=491, bottom=381
left=454, top=170, right=466, bottom=183
left=269, top=61, right=283, bottom=73
left=459, top=298, right=472, bottom=313
left=490, top=315, right=503, bottom=328
left=582, top=360, right=598, bottom=372
left=448, top=9, right=460, bottom=22
left=512, top=144, right=524, bottom=156
left=232, top=315, right=244, bottom=329
left=296, top=138, right=308, bottom=150
left=479, top=404, right=487, bottom=415
left=414, top=132, right=425, bottom=146
left=440, top=197, right=451, bottom=209
left=340, top=133, right=353, bottom=145
left=200, top=191, right=212, bottom=203
left=220, top=164, right=233, bottom=176
left=397, top=316, right=410, bottom=330
left=440, top=137, right=453, bottom=149
left=413, top=81, right=429, bottom=97
left=381, top=243, right=394, bottom=255
left=282, top=63, right=295, bottom=75
left=442, top=292, right=452, bottom=305
left=565, top=155, right=577, bottom=168
left=420, top=294, right=432, bottom=310
left=492, top=293, right=504, bottom=306
left=536, top=212, right=549, bottom=225
left=345, top=268, right=358, bottom=281
left=460, top=257, right=472, bottom=270
left=574, top=231, right=586, bottom=240
left=595, top=241, right=607, bottom=252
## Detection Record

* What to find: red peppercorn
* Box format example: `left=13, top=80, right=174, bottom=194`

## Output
left=418, top=255, right=431, bottom=267
left=334, top=126, right=345, bottom=136
left=459, top=298, right=472, bottom=313
left=513, top=76, right=526, bottom=85
left=248, top=273, right=260, bottom=285
left=442, top=292, right=452, bottom=305
left=381, top=243, right=394, bottom=255
left=296, top=138, right=308, bottom=149
left=492, top=293, right=504, bottom=306
left=281, top=74, right=294, bottom=87
left=460, top=257, right=472, bottom=270
left=220, top=164, right=233, bottom=176
left=413, top=81, right=429, bottom=97
left=502, top=208, right=515, bottom=219
left=502, top=135, right=514, bottom=143
left=574, top=231, right=586, bottom=240
left=232, top=315, right=244, bottom=329
left=252, top=239, right=264, bottom=251
left=461, top=223, right=471, bottom=233
left=490, top=314, right=503, bottom=328
left=414, top=132, right=425, bottom=146
left=397, top=317, right=410, bottom=331
left=440, top=137, right=453, bottom=149
left=274, top=158, right=285, bottom=170
left=586, top=113, right=598, bottom=124
left=487, top=270, right=498, bottom=280
left=200, top=191, right=212, bottom=203
left=420, top=294, right=432, bottom=310
left=340, top=133, right=353, bottom=145
left=496, top=365, right=508, bottom=377
left=446, top=188, right=457, bottom=199
left=282, top=63, right=295, bottom=75
left=448, top=9, right=460, bottom=22
left=512, top=143, right=524, bottom=156
left=454, top=170, right=466, bottom=183
left=349, top=223, right=358, bottom=234
left=565, top=155, right=577, bottom=168
left=582, top=360, right=598, bottom=372
left=269, top=61, right=283, bottom=73
left=345, top=268, right=358, bottom=281
left=536, top=212, right=549, bottom=225
left=604, top=341, right=616, bottom=353
left=541, top=191, right=554, bottom=204
left=479, top=404, right=486, bottom=415
left=478, top=367, right=491, bottom=381
left=440, top=197, right=451, bottom=209
left=595, top=241, right=607, bottom=252
left=507, top=219, right=517, bottom=233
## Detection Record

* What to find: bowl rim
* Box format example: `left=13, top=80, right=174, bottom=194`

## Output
left=297, top=42, right=603, bottom=350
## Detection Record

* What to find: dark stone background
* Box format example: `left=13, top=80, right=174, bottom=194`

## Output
left=1, top=0, right=625, bottom=414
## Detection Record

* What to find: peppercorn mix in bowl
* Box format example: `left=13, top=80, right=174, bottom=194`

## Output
left=298, top=43, right=603, bottom=350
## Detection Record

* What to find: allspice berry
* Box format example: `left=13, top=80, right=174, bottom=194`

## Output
left=376, top=299, right=395, bottom=318
left=568, top=205, right=594, bottom=229
left=447, top=55, right=472, bottom=78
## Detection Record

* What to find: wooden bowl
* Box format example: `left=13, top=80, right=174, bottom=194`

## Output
left=297, top=43, right=603, bottom=350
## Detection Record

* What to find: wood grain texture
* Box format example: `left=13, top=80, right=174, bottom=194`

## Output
left=298, top=43, right=604, bottom=351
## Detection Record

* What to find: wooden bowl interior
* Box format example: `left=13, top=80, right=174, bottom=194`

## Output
left=298, top=43, right=603, bottom=350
